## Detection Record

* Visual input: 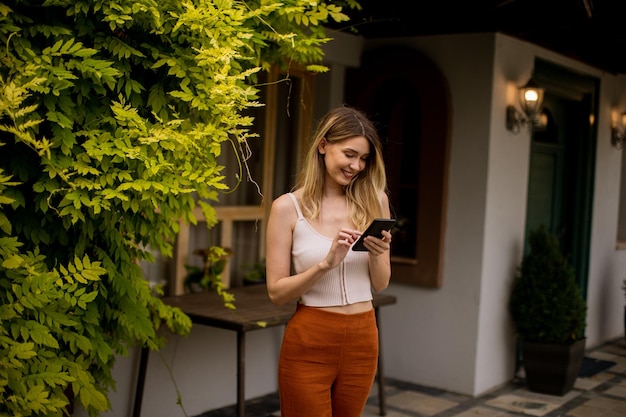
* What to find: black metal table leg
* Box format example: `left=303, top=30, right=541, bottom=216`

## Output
left=236, top=330, right=246, bottom=417
left=132, top=346, right=149, bottom=417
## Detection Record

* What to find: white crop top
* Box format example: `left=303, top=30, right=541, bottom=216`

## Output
left=288, top=193, right=373, bottom=307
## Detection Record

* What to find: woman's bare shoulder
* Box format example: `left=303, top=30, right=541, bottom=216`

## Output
left=270, top=192, right=297, bottom=215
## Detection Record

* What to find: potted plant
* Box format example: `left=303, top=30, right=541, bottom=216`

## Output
left=242, top=258, right=267, bottom=286
left=509, top=226, right=587, bottom=396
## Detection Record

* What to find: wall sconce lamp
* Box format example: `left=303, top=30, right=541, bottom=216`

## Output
left=611, top=112, right=626, bottom=149
left=506, top=77, right=545, bottom=134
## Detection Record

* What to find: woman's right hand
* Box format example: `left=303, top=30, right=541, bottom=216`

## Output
left=319, top=228, right=361, bottom=270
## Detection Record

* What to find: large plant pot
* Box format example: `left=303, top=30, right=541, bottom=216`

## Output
left=522, top=338, right=586, bottom=396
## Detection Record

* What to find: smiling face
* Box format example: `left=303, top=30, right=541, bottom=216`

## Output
left=318, top=135, right=371, bottom=187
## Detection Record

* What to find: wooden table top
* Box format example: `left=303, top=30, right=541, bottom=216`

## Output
left=162, top=284, right=397, bottom=332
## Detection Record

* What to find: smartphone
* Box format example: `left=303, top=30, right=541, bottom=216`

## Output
left=352, top=218, right=396, bottom=251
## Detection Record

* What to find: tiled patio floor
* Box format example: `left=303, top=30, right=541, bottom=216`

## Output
left=198, top=337, right=626, bottom=417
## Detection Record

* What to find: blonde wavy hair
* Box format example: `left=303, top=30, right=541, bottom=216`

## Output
left=294, top=106, right=387, bottom=231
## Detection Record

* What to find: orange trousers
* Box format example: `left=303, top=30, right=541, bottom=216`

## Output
left=278, top=304, right=379, bottom=417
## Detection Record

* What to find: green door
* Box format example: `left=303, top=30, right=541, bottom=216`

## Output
left=524, top=60, right=597, bottom=299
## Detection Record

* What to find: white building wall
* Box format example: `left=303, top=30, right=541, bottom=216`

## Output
left=587, top=74, right=626, bottom=347
left=478, top=34, right=532, bottom=395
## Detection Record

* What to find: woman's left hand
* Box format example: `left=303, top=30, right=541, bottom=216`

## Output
left=362, top=230, right=392, bottom=257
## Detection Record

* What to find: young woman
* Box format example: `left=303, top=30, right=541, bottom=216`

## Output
left=266, top=106, right=392, bottom=417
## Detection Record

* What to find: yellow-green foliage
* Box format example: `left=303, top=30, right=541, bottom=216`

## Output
left=0, top=0, right=351, bottom=415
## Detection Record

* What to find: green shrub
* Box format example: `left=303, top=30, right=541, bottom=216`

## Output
left=0, top=1, right=352, bottom=415
left=509, top=226, right=587, bottom=344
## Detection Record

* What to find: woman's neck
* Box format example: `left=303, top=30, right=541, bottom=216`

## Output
left=322, top=178, right=346, bottom=197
